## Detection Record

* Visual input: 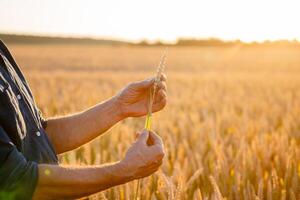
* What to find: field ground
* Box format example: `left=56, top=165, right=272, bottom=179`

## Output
left=8, top=44, right=300, bottom=199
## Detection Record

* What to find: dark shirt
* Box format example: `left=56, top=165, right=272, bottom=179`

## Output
left=0, top=40, right=58, bottom=200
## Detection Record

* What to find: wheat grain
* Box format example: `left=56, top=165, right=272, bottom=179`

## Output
left=144, top=49, right=167, bottom=131
left=13, top=44, right=300, bottom=199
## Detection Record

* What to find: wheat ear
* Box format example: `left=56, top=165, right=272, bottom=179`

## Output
left=144, top=48, right=167, bottom=130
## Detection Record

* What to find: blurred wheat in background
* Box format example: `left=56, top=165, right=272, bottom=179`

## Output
left=10, top=44, right=300, bottom=199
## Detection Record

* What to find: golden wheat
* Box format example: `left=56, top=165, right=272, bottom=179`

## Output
left=9, top=44, right=300, bottom=200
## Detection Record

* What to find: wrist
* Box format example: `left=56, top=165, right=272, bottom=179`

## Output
left=109, top=96, right=126, bottom=121
left=114, top=161, right=135, bottom=182
left=112, top=95, right=129, bottom=119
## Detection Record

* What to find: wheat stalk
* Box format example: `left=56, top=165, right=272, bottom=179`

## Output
left=144, top=48, right=167, bottom=130
left=135, top=49, right=167, bottom=200
left=209, top=176, right=224, bottom=200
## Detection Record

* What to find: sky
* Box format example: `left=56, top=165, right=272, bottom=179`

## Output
left=0, top=0, right=300, bottom=42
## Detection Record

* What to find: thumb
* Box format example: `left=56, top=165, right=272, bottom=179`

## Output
left=133, top=78, right=155, bottom=90
left=137, top=129, right=149, bottom=144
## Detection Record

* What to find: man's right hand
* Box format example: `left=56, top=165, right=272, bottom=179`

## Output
left=119, top=130, right=165, bottom=180
left=32, top=130, right=164, bottom=199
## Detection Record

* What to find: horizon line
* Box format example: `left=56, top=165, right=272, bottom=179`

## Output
left=1, top=31, right=299, bottom=45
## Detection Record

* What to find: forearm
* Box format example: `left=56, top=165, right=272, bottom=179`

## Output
left=33, top=162, right=131, bottom=200
left=45, top=97, right=123, bottom=154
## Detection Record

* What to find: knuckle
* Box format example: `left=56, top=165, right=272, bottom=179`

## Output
left=157, top=160, right=163, bottom=167
left=130, top=82, right=137, bottom=88
left=158, top=151, right=165, bottom=159
left=161, top=99, right=167, bottom=106
left=153, top=168, right=159, bottom=173
left=159, top=89, right=165, bottom=96
left=154, top=148, right=165, bottom=159
left=157, top=135, right=163, bottom=143
left=130, top=80, right=142, bottom=88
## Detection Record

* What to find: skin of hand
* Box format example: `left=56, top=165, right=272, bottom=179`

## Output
left=115, top=73, right=167, bottom=118
left=33, top=130, right=165, bottom=199
left=119, top=130, right=165, bottom=179
left=45, top=74, right=167, bottom=154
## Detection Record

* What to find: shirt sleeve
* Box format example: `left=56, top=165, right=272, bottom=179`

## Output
left=0, top=125, right=39, bottom=200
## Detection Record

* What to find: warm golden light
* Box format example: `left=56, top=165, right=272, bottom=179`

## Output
left=0, top=0, right=299, bottom=42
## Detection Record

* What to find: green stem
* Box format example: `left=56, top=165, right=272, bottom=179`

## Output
left=144, top=113, right=152, bottom=131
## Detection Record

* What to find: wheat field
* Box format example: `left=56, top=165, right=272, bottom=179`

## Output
left=9, top=44, right=300, bottom=199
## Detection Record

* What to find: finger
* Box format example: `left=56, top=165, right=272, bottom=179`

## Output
left=136, top=165, right=160, bottom=179
left=147, top=166, right=160, bottom=176
left=150, top=158, right=163, bottom=167
left=137, top=129, right=149, bottom=144
left=146, top=163, right=161, bottom=174
left=153, top=96, right=167, bottom=112
left=140, top=158, right=163, bottom=170
left=149, top=147, right=165, bottom=165
left=149, top=132, right=163, bottom=147
left=155, top=89, right=167, bottom=102
left=160, top=73, right=167, bottom=81
left=147, top=129, right=164, bottom=147
left=156, top=81, right=167, bottom=92
left=150, top=144, right=165, bottom=157
left=141, top=157, right=163, bottom=170
left=132, top=77, right=155, bottom=90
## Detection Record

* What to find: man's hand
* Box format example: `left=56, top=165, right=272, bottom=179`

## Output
left=46, top=74, right=166, bottom=154
left=33, top=130, right=165, bottom=199
left=119, top=130, right=165, bottom=179
left=115, top=74, right=167, bottom=118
